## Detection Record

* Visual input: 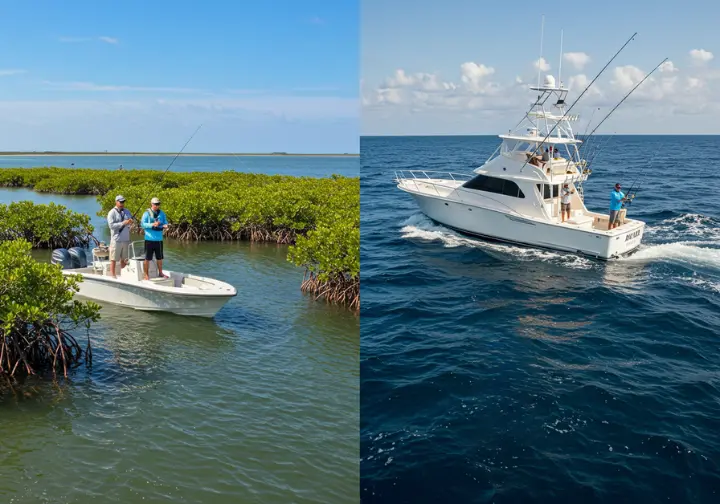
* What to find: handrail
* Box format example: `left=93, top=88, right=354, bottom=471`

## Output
left=395, top=169, right=527, bottom=218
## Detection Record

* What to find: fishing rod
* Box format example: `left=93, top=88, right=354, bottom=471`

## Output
left=576, top=107, right=600, bottom=163
left=584, top=57, right=668, bottom=139
left=623, top=148, right=660, bottom=207
left=519, top=31, right=638, bottom=173
left=586, top=130, right=617, bottom=168
left=582, top=57, right=666, bottom=171
left=83, top=126, right=202, bottom=248
left=123, top=123, right=204, bottom=230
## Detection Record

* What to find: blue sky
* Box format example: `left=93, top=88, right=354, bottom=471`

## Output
left=362, top=0, right=720, bottom=135
left=0, top=0, right=358, bottom=153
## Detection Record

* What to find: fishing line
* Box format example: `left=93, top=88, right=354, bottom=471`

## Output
left=128, top=123, right=204, bottom=221
left=88, top=124, right=203, bottom=251
left=519, top=31, right=638, bottom=172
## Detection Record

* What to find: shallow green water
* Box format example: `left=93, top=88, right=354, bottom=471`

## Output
left=0, top=189, right=359, bottom=503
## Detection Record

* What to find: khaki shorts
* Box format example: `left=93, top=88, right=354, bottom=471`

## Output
left=109, top=241, right=129, bottom=261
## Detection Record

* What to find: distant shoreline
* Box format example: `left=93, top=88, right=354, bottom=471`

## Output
left=0, top=151, right=359, bottom=157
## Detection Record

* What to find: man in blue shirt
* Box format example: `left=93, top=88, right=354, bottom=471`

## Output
left=608, top=183, right=628, bottom=230
left=141, top=197, right=171, bottom=280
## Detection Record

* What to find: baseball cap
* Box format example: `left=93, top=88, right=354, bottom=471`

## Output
left=115, top=195, right=125, bottom=202
left=151, top=197, right=161, bottom=204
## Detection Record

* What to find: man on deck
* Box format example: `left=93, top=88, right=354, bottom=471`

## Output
left=141, top=197, right=171, bottom=280
left=106, top=195, right=133, bottom=278
left=608, top=183, right=628, bottom=230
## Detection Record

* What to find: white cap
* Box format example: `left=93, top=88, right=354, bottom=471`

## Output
left=115, top=195, right=125, bottom=202
left=151, top=197, right=161, bottom=204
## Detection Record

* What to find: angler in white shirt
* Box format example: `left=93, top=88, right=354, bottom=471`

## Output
left=560, top=183, right=574, bottom=223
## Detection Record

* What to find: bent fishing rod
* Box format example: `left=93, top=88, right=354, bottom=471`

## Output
left=519, top=31, right=638, bottom=172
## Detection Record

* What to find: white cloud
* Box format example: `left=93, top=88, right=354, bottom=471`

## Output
left=610, top=65, right=646, bottom=92
left=563, top=52, right=590, bottom=70
left=43, top=81, right=205, bottom=93
left=534, top=57, right=550, bottom=72
left=383, top=69, right=456, bottom=91
left=363, top=55, right=720, bottom=135
left=689, top=49, right=714, bottom=64
left=0, top=96, right=358, bottom=152
left=460, top=62, right=495, bottom=93
left=660, top=61, right=679, bottom=73
left=99, top=36, right=119, bottom=44
left=686, top=76, right=703, bottom=90
left=0, top=69, right=26, bottom=76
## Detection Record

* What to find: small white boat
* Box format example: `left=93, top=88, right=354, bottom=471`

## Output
left=52, top=242, right=237, bottom=317
left=394, top=74, right=645, bottom=260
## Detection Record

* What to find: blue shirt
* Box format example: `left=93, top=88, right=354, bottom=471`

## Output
left=141, top=209, right=168, bottom=241
left=610, top=190, right=625, bottom=211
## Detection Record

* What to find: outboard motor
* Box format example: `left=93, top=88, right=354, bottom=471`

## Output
left=68, top=247, right=88, bottom=269
left=51, top=248, right=74, bottom=269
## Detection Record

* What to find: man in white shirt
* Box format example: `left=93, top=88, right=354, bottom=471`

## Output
left=106, top=195, right=133, bottom=278
left=560, top=183, right=574, bottom=223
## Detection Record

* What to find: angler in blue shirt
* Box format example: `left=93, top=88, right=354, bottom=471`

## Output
left=141, top=197, right=171, bottom=280
left=608, top=183, right=628, bottom=230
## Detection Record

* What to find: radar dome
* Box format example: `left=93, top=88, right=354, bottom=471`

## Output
left=544, top=75, right=556, bottom=88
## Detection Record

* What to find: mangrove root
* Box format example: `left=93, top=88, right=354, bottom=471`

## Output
left=300, top=270, right=359, bottom=311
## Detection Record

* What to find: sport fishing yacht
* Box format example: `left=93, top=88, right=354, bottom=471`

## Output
left=52, top=242, right=237, bottom=317
left=394, top=74, right=644, bottom=260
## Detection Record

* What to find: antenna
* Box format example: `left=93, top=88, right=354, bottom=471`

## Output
left=558, top=29, right=564, bottom=87
left=518, top=31, right=638, bottom=172
left=537, top=15, right=545, bottom=90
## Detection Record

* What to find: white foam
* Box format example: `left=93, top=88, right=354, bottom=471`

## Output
left=675, top=275, right=720, bottom=294
left=622, top=241, right=720, bottom=270
left=645, top=213, right=720, bottom=243
left=399, top=213, right=593, bottom=269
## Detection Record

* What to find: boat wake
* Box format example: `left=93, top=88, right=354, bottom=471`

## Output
left=399, top=213, right=593, bottom=269
left=644, top=213, right=720, bottom=242
left=400, top=212, right=720, bottom=282
left=621, top=241, right=720, bottom=269
left=625, top=213, right=720, bottom=271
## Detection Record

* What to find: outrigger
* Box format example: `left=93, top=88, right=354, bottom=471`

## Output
left=394, top=32, right=666, bottom=260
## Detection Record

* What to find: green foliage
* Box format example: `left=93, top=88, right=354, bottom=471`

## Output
left=0, top=239, right=100, bottom=377
left=0, top=201, right=94, bottom=248
left=0, top=167, right=360, bottom=307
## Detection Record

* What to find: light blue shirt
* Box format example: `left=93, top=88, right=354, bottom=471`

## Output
left=141, top=209, right=168, bottom=241
left=610, top=190, right=625, bottom=211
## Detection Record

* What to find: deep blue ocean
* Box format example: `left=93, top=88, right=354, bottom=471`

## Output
left=360, top=135, right=720, bottom=503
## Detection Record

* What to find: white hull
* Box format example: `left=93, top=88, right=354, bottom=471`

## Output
left=66, top=270, right=235, bottom=317
left=60, top=249, right=237, bottom=317
left=407, top=191, right=644, bottom=259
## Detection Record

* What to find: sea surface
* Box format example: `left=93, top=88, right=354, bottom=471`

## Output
left=360, top=135, right=720, bottom=503
left=0, top=154, right=359, bottom=178
left=0, top=153, right=359, bottom=504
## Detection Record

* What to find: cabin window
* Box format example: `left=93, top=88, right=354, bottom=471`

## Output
left=536, top=184, right=560, bottom=199
left=462, top=174, right=525, bottom=198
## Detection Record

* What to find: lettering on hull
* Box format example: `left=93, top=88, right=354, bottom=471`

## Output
left=625, top=229, right=641, bottom=242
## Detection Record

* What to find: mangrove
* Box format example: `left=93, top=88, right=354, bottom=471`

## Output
left=0, top=239, right=100, bottom=379
left=0, top=167, right=360, bottom=309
